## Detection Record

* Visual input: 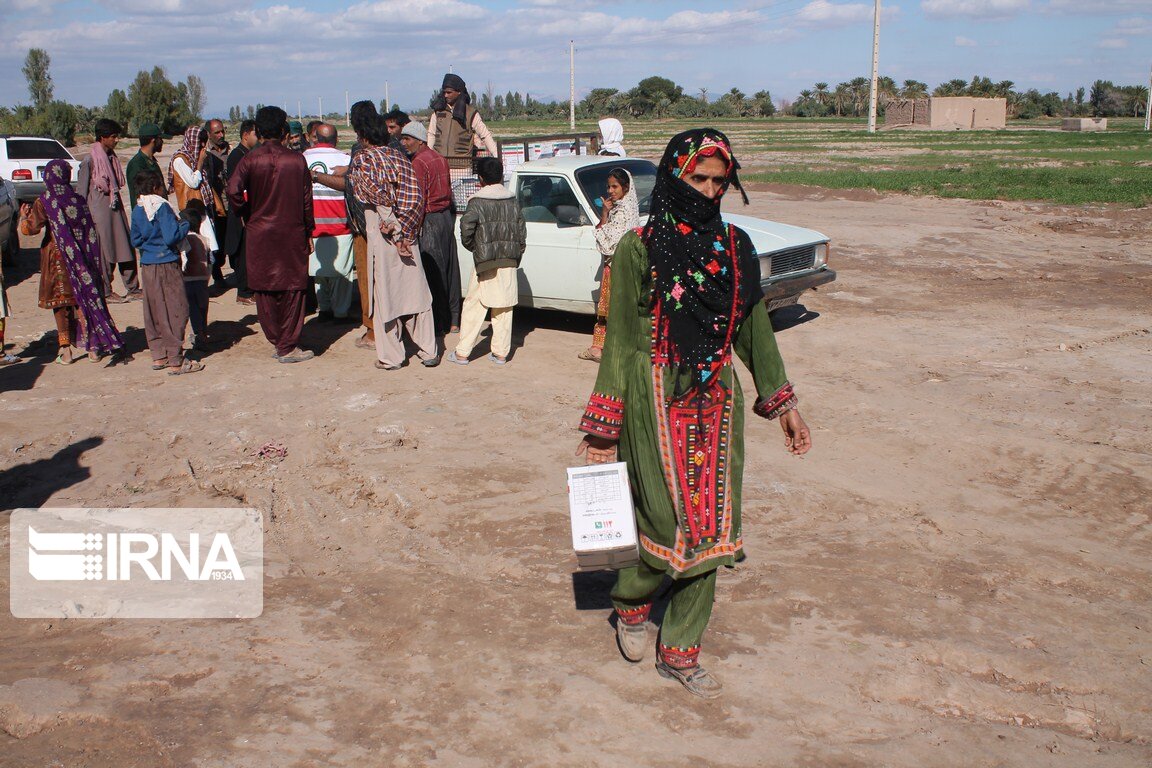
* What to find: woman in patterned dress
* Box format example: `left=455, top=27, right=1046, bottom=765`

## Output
left=20, top=160, right=125, bottom=364
left=579, top=167, right=639, bottom=363
left=576, top=129, right=812, bottom=698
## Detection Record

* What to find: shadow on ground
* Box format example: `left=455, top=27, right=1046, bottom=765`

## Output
left=0, top=435, right=105, bottom=511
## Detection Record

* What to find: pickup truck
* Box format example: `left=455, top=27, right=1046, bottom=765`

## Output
left=454, top=154, right=835, bottom=315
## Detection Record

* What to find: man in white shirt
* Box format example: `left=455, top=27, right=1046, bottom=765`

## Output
left=303, top=124, right=356, bottom=320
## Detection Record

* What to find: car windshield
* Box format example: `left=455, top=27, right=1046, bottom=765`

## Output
left=574, top=159, right=657, bottom=218
left=6, top=139, right=71, bottom=161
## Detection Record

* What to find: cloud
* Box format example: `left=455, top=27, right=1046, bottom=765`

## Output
left=796, top=0, right=897, bottom=26
left=1115, top=16, right=1151, bottom=34
left=98, top=0, right=245, bottom=11
left=921, top=0, right=1029, bottom=19
left=1097, top=38, right=1128, bottom=49
left=955, top=35, right=979, bottom=46
left=1046, top=0, right=1150, bottom=12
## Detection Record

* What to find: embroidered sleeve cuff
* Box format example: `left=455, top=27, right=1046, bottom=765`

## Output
left=754, top=382, right=797, bottom=420
left=580, top=392, right=625, bottom=440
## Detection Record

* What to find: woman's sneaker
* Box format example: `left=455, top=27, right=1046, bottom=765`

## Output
left=615, top=620, right=649, bottom=662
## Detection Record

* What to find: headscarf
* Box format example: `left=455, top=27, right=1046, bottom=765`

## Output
left=594, top=168, right=639, bottom=258
left=431, top=73, right=471, bottom=128
left=643, top=128, right=758, bottom=394
left=137, top=194, right=170, bottom=222
left=168, top=126, right=216, bottom=211
left=87, top=142, right=125, bottom=197
left=40, top=160, right=124, bottom=354
left=597, top=118, right=627, bottom=157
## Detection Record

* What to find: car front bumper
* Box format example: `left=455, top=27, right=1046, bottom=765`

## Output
left=762, top=267, right=837, bottom=301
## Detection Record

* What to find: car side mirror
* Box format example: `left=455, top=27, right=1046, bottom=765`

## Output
left=554, top=205, right=589, bottom=227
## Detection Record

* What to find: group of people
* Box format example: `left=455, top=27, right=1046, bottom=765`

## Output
left=1, top=73, right=523, bottom=373
left=0, top=78, right=817, bottom=701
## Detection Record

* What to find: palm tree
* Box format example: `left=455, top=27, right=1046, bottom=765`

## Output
left=833, top=83, right=849, bottom=116
left=877, top=76, right=898, bottom=106
left=901, top=79, right=928, bottom=100
left=848, top=77, right=870, bottom=116
left=814, top=82, right=829, bottom=107
left=934, top=79, right=968, bottom=97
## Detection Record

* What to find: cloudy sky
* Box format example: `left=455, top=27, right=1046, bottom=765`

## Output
left=0, top=0, right=1147, bottom=117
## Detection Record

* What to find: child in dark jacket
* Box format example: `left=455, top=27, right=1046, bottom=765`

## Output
left=129, top=169, right=203, bottom=375
left=448, top=157, right=526, bottom=366
left=178, top=200, right=213, bottom=351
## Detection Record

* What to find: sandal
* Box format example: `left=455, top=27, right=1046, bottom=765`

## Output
left=54, top=348, right=77, bottom=365
left=489, top=353, right=508, bottom=366
left=354, top=333, right=375, bottom=349
left=0, top=353, right=20, bottom=366
left=152, top=359, right=169, bottom=370
left=655, top=660, right=723, bottom=699
left=374, top=360, right=400, bottom=370
left=167, top=359, right=205, bottom=376
left=446, top=351, right=469, bottom=366
left=577, top=348, right=601, bottom=362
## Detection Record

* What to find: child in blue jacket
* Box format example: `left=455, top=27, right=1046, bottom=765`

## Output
left=129, top=170, right=203, bottom=375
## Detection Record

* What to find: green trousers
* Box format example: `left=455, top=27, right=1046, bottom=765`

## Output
left=611, top=558, right=717, bottom=668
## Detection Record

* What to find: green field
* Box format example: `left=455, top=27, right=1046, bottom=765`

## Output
left=485, top=117, right=1152, bottom=207
left=285, top=116, right=1151, bottom=207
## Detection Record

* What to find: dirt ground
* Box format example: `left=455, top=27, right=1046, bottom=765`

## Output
left=1, top=168, right=1150, bottom=767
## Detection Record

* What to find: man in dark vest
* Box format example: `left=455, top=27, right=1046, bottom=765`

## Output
left=426, top=74, right=498, bottom=169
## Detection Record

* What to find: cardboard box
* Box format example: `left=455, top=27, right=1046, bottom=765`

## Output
left=566, top=462, right=639, bottom=571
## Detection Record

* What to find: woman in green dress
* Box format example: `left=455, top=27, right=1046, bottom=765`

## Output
left=576, top=128, right=812, bottom=698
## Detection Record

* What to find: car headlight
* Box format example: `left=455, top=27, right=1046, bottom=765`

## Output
left=814, top=242, right=830, bottom=267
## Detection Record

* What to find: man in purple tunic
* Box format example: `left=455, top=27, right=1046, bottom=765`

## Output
left=227, top=106, right=315, bottom=363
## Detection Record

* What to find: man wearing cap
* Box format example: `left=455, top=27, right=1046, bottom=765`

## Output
left=399, top=120, right=459, bottom=335
left=126, top=123, right=168, bottom=210
left=286, top=120, right=308, bottom=153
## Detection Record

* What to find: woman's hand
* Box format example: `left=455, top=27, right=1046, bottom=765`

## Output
left=779, top=409, right=811, bottom=456
left=19, top=202, right=32, bottom=220
left=576, top=434, right=618, bottom=464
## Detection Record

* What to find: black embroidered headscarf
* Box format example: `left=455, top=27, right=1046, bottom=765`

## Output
left=431, top=73, right=471, bottom=128
left=643, top=128, right=760, bottom=394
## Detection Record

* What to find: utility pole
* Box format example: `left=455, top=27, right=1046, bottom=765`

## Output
left=1144, top=64, right=1151, bottom=131
left=385, top=81, right=390, bottom=113
left=297, top=100, right=301, bottom=121
left=345, top=90, right=349, bottom=126
left=867, top=0, right=881, bottom=133
left=569, top=40, right=576, bottom=131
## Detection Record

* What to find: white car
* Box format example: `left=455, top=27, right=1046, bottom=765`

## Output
left=455, top=155, right=835, bottom=315
left=0, top=134, right=81, bottom=205
left=0, top=178, right=17, bottom=266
